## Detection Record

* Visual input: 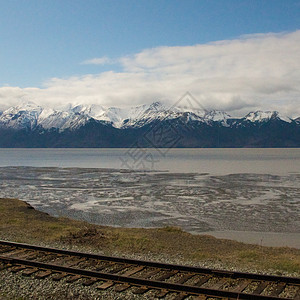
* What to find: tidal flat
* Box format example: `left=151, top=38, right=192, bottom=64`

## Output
left=0, top=166, right=299, bottom=248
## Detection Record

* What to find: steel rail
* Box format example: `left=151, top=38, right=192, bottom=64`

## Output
left=1, top=240, right=299, bottom=285
left=0, top=255, right=292, bottom=300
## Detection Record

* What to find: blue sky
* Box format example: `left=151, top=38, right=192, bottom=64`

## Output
left=0, top=0, right=300, bottom=116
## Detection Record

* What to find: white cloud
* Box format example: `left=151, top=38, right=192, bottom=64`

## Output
left=0, top=31, right=300, bottom=117
left=81, top=56, right=114, bottom=65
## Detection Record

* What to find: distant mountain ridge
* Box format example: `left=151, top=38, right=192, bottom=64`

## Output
left=0, top=101, right=297, bottom=131
left=0, top=101, right=299, bottom=147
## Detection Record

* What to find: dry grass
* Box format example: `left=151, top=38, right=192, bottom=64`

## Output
left=0, top=198, right=299, bottom=275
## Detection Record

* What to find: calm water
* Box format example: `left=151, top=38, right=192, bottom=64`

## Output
left=0, top=148, right=299, bottom=175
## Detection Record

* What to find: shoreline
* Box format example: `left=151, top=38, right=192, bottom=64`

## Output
left=0, top=198, right=299, bottom=277
left=200, top=230, right=300, bottom=249
left=1, top=166, right=299, bottom=245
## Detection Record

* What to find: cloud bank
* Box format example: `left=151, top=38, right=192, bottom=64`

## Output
left=1, top=31, right=300, bottom=117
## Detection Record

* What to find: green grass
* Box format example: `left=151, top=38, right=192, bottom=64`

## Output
left=238, top=250, right=261, bottom=261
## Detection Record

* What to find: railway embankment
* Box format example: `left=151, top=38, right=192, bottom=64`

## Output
left=0, top=197, right=299, bottom=299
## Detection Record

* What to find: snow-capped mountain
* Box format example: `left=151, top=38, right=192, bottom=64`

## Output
left=122, top=102, right=183, bottom=128
left=0, top=102, right=95, bottom=131
left=70, top=103, right=153, bottom=128
left=0, top=102, right=43, bottom=130
left=244, top=111, right=292, bottom=123
left=202, top=110, right=232, bottom=126
left=0, top=101, right=297, bottom=132
left=38, top=108, right=92, bottom=131
left=0, top=101, right=298, bottom=148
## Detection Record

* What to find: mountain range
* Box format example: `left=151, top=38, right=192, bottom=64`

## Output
left=0, top=101, right=299, bottom=147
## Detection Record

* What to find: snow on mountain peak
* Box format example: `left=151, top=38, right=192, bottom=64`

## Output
left=0, top=101, right=297, bottom=131
left=245, top=111, right=274, bottom=122
left=0, top=101, right=43, bottom=130
left=274, top=112, right=292, bottom=123
left=71, top=104, right=106, bottom=117
left=205, top=110, right=231, bottom=121
left=148, top=101, right=165, bottom=110
left=15, top=100, right=42, bottom=110
left=245, top=110, right=292, bottom=123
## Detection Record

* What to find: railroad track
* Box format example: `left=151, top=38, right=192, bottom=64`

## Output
left=0, top=240, right=299, bottom=299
